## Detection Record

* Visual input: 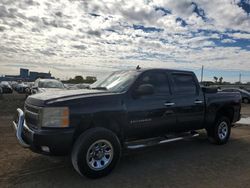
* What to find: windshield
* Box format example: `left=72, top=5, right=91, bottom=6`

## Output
left=91, top=70, right=139, bottom=92
left=38, top=80, right=64, bottom=88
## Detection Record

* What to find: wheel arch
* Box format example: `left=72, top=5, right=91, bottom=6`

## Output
left=215, top=105, right=234, bottom=123
left=72, top=115, right=124, bottom=146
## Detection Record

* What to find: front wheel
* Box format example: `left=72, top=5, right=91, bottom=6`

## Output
left=71, top=128, right=121, bottom=178
left=207, top=117, right=231, bottom=145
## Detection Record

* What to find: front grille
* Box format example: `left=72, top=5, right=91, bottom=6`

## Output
left=24, top=103, right=41, bottom=130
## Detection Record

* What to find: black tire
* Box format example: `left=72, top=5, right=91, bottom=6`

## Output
left=71, top=127, right=121, bottom=178
left=207, top=116, right=231, bottom=145
left=242, top=98, right=249, bottom=104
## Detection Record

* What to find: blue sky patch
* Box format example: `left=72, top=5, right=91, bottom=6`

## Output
left=89, top=13, right=101, bottom=17
left=176, top=17, right=187, bottom=27
left=237, top=0, right=250, bottom=14
left=155, top=7, right=172, bottom=16
left=133, top=24, right=164, bottom=33
left=191, top=2, right=208, bottom=21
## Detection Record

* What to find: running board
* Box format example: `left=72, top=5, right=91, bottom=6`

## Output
left=125, top=132, right=199, bottom=150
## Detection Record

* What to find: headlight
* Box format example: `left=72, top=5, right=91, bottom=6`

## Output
left=40, top=107, right=69, bottom=128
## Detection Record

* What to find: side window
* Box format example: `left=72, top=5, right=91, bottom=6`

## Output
left=137, top=71, right=170, bottom=96
left=171, top=73, right=197, bottom=95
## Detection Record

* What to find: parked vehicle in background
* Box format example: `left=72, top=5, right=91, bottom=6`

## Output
left=69, top=83, right=90, bottom=90
left=10, top=81, right=18, bottom=90
left=15, top=83, right=30, bottom=94
left=29, top=78, right=66, bottom=94
left=0, top=81, right=13, bottom=94
left=13, top=68, right=241, bottom=178
left=221, top=88, right=250, bottom=104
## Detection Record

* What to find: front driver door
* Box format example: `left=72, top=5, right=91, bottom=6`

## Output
left=125, top=70, right=177, bottom=140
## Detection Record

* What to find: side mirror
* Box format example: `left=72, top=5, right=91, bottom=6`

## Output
left=135, top=84, right=154, bottom=96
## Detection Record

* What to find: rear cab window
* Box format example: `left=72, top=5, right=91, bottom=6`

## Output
left=170, top=72, right=198, bottom=96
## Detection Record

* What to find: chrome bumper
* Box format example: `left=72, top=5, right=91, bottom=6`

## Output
left=12, top=108, right=34, bottom=148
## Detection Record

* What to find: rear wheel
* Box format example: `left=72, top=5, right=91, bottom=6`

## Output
left=243, top=98, right=249, bottom=104
left=71, top=127, right=121, bottom=178
left=207, top=116, right=231, bottom=145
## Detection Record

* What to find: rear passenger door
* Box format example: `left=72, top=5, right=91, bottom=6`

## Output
left=169, top=72, right=205, bottom=131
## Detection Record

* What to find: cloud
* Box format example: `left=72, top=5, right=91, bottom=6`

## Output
left=221, top=38, right=236, bottom=43
left=0, top=0, right=249, bottom=81
left=0, top=5, right=14, bottom=18
left=86, top=29, right=101, bottom=37
left=37, top=49, right=57, bottom=56
left=0, top=26, right=6, bottom=32
left=228, top=32, right=250, bottom=39
left=55, top=11, right=63, bottom=17
left=72, top=45, right=87, bottom=50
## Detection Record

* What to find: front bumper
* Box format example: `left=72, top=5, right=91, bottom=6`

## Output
left=13, top=108, right=74, bottom=155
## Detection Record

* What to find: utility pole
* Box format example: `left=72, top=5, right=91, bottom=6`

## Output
left=201, top=65, right=204, bottom=82
left=239, top=73, right=242, bottom=83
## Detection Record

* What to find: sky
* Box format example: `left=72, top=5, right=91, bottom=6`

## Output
left=0, top=0, right=250, bottom=82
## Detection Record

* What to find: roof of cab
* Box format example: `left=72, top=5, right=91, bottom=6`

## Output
left=135, top=67, right=194, bottom=74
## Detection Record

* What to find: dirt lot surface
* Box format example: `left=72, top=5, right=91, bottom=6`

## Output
left=0, top=93, right=26, bottom=116
left=241, top=104, right=250, bottom=117
left=1, top=93, right=250, bottom=188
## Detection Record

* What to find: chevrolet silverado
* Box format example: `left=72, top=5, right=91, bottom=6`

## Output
left=13, top=68, right=241, bottom=178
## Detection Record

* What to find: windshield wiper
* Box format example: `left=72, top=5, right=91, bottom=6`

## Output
left=91, top=86, right=107, bottom=90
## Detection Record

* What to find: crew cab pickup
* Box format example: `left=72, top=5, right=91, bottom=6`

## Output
left=13, top=68, right=241, bottom=178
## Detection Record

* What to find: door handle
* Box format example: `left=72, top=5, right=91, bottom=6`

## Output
left=194, top=100, right=203, bottom=104
left=164, top=102, right=175, bottom=107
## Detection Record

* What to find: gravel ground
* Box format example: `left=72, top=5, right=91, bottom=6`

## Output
left=0, top=93, right=26, bottom=116
left=241, top=104, right=250, bottom=117
left=1, top=93, right=250, bottom=188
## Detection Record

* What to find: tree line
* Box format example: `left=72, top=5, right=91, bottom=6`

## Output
left=63, top=76, right=97, bottom=84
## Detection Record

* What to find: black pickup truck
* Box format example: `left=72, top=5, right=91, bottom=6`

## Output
left=13, top=68, right=241, bottom=178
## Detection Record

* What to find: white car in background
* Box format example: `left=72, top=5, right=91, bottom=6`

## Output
left=0, top=81, right=13, bottom=94
left=29, top=79, right=66, bottom=94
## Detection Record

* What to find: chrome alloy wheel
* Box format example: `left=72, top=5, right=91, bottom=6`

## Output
left=86, top=139, right=114, bottom=171
left=218, top=121, right=228, bottom=140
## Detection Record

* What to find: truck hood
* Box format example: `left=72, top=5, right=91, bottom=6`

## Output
left=26, top=89, right=112, bottom=106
